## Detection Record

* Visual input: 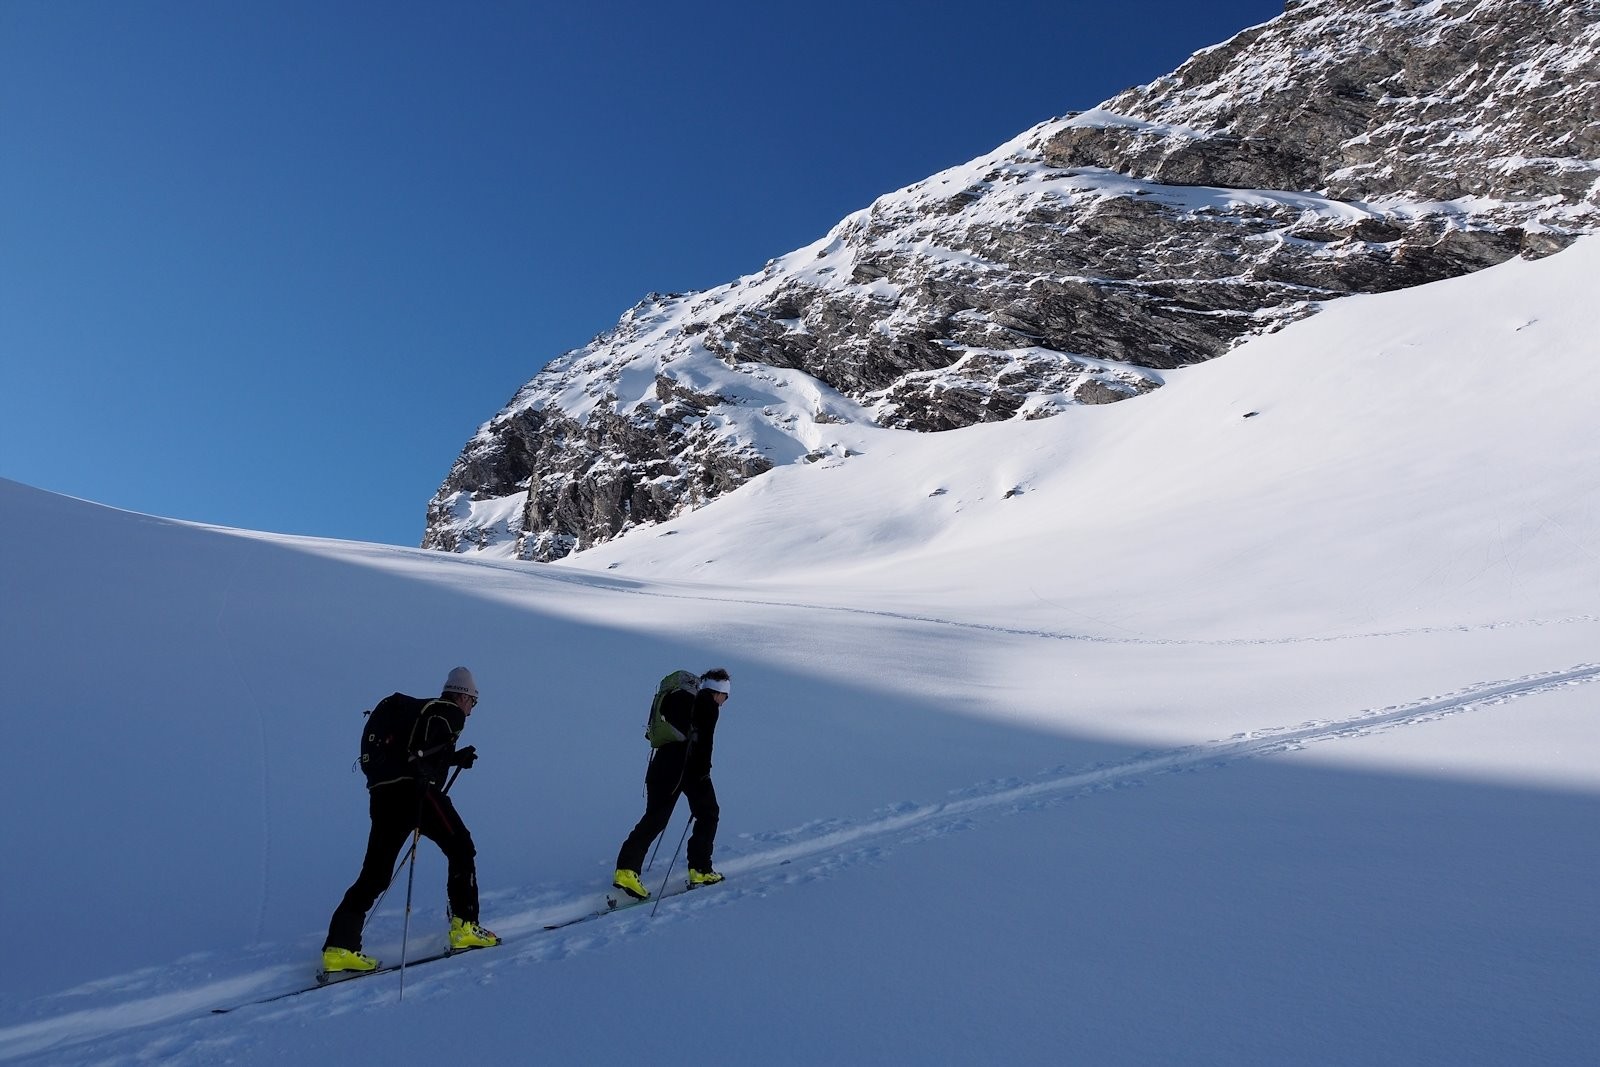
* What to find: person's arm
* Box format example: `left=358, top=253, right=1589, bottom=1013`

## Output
left=409, top=701, right=464, bottom=784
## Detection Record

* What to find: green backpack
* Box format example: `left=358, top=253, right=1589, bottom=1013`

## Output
left=645, top=670, right=700, bottom=748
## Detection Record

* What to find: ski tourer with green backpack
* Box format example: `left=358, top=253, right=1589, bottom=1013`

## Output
left=613, top=667, right=734, bottom=900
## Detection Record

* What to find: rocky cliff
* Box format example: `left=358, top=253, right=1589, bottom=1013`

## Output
left=425, top=0, right=1600, bottom=560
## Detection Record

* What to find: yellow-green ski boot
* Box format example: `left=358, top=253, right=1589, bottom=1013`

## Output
left=321, top=947, right=379, bottom=974
left=449, top=916, right=501, bottom=950
left=612, top=868, right=650, bottom=900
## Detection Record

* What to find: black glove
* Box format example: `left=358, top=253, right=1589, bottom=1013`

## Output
left=452, top=745, right=478, bottom=769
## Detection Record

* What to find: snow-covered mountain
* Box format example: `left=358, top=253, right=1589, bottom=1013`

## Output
left=425, top=0, right=1600, bottom=561
left=3, top=233, right=1597, bottom=1065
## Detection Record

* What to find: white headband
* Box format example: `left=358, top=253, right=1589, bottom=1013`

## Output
left=700, top=677, right=731, bottom=695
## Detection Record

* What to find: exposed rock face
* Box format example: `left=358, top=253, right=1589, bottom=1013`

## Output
left=1083, top=0, right=1600, bottom=213
left=425, top=0, right=1600, bottom=560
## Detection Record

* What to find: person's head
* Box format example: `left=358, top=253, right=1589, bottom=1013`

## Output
left=700, top=667, right=731, bottom=706
left=442, top=666, right=479, bottom=715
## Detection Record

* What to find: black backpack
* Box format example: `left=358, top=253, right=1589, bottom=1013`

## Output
left=358, top=692, right=430, bottom=785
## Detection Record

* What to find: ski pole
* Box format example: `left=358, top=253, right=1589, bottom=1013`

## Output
left=650, top=816, right=693, bottom=917
left=644, top=785, right=687, bottom=873
left=396, top=763, right=464, bottom=1001
left=363, top=766, right=464, bottom=933
left=645, top=804, right=673, bottom=873
left=397, top=825, right=421, bottom=1002
left=645, top=756, right=690, bottom=872
left=387, top=766, right=463, bottom=881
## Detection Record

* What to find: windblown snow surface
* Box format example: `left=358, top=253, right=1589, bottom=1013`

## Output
left=2, top=239, right=1598, bottom=1064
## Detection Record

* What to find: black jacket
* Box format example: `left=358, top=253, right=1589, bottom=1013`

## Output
left=653, top=687, right=721, bottom=784
left=409, top=698, right=467, bottom=786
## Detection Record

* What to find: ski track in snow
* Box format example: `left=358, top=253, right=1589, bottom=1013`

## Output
left=3, top=661, right=1596, bottom=1064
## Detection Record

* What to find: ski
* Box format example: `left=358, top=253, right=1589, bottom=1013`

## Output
left=209, top=947, right=465, bottom=1014
left=542, top=878, right=717, bottom=931
left=541, top=890, right=677, bottom=930
left=212, top=879, right=721, bottom=1013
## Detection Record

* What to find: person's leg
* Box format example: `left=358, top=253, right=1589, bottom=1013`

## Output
left=324, top=785, right=418, bottom=950
left=418, top=788, right=479, bottom=923
left=683, top=777, right=720, bottom=873
left=615, top=753, right=687, bottom=871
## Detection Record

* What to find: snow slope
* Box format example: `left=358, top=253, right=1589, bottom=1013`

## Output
left=572, top=236, right=1600, bottom=637
left=1, top=240, right=1598, bottom=1064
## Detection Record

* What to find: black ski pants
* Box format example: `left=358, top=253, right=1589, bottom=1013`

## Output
left=616, top=757, right=720, bottom=874
left=325, top=780, right=478, bottom=952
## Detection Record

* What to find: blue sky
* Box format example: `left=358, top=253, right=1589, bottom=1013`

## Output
left=1, top=0, right=1285, bottom=546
